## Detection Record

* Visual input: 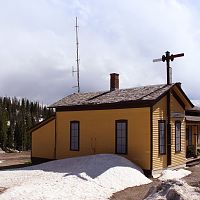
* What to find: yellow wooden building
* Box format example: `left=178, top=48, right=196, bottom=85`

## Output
left=31, top=73, right=194, bottom=176
left=185, top=107, right=200, bottom=158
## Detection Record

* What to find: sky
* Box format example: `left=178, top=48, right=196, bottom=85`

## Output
left=0, top=0, right=200, bottom=105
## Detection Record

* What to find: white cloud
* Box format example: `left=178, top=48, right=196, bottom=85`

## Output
left=0, top=0, right=200, bottom=104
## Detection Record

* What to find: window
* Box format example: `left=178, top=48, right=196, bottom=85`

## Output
left=159, top=120, right=166, bottom=155
left=175, top=121, right=181, bottom=152
left=116, top=120, right=127, bottom=154
left=70, top=121, right=80, bottom=151
left=186, top=126, right=192, bottom=146
left=198, top=126, right=200, bottom=145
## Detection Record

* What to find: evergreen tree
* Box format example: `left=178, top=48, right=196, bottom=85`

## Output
left=6, top=126, right=14, bottom=148
left=0, top=96, right=54, bottom=151
left=0, top=107, right=8, bottom=149
left=14, top=122, right=22, bottom=150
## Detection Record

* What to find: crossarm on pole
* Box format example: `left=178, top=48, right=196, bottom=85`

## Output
left=153, top=58, right=162, bottom=62
left=172, top=53, right=184, bottom=59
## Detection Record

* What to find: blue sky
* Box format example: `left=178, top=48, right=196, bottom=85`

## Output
left=0, top=0, right=200, bottom=104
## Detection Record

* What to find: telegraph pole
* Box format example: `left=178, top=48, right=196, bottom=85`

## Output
left=153, top=51, right=184, bottom=166
left=153, top=51, right=184, bottom=85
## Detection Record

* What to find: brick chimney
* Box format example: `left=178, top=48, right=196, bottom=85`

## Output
left=110, top=73, right=119, bottom=91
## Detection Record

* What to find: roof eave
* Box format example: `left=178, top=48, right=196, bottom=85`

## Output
left=55, top=100, right=155, bottom=112
left=29, top=114, right=56, bottom=133
left=175, top=83, right=194, bottom=108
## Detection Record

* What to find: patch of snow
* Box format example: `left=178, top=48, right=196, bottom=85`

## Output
left=5, top=148, right=19, bottom=153
left=146, top=168, right=199, bottom=199
left=0, top=160, right=5, bottom=164
left=0, top=148, right=5, bottom=153
left=152, top=173, right=161, bottom=179
left=144, top=180, right=200, bottom=200
left=0, top=154, right=151, bottom=200
left=39, top=118, right=44, bottom=122
left=159, top=169, right=191, bottom=181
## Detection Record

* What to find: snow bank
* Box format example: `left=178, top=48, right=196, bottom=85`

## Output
left=159, top=169, right=191, bottom=181
left=144, top=169, right=198, bottom=200
left=0, top=154, right=151, bottom=200
left=144, top=180, right=200, bottom=200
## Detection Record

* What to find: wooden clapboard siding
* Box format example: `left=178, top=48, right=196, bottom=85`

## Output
left=152, top=92, right=186, bottom=171
left=170, top=94, right=186, bottom=167
left=152, top=96, right=167, bottom=170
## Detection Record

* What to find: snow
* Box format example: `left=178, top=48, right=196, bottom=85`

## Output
left=0, top=148, right=5, bottom=153
left=159, top=169, right=191, bottom=181
left=144, top=180, right=200, bottom=200
left=7, top=120, right=10, bottom=126
left=5, top=148, right=19, bottom=153
left=0, top=160, right=5, bottom=163
left=145, top=169, right=199, bottom=200
left=0, top=154, right=151, bottom=200
left=39, top=118, right=44, bottom=122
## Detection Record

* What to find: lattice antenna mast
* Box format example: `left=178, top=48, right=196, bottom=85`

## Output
left=72, top=17, right=80, bottom=93
left=153, top=51, right=184, bottom=85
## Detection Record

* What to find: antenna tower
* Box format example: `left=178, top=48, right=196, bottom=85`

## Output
left=72, top=17, right=80, bottom=93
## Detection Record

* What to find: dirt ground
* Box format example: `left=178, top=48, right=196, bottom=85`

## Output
left=110, top=162, right=200, bottom=200
left=183, top=164, right=200, bottom=188
left=0, top=151, right=31, bottom=168
left=110, top=178, right=194, bottom=200
left=110, top=179, right=161, bottom=200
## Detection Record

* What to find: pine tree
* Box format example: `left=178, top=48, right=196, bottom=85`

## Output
left=6, top=126, right=14, bottom=148
left=0, top=106, right=8, bottom=149
left=14, top=122, right=22, bottom=151
left=0, top=96, right=54, bottom=151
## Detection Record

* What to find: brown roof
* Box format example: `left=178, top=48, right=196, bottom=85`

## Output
left=50, top=83, right=177, bottom=108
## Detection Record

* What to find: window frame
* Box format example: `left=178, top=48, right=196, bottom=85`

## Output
left=115, top=120, right=128, bottom=155
left=70, top=121, right=80, bottom=151
left=158, top=120, right=166, bottom=155
left=175, top=120, right=181, bottom=153
left=198, top=125, right=200, bottom=145
left=187, top=126, right=193, bottom=146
